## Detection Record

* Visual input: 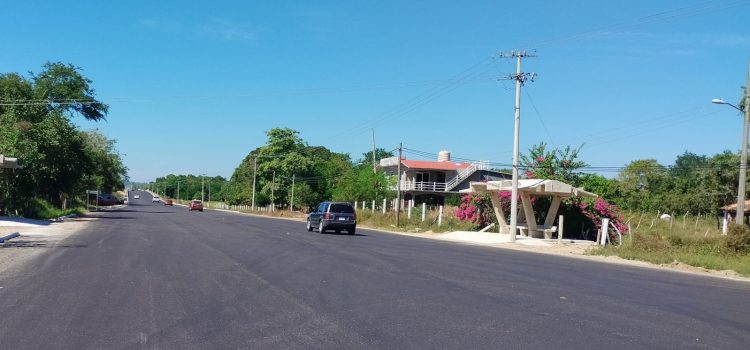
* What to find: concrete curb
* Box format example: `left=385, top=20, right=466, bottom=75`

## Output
left=50, top=213, right=79, bottom=223
left=0, top=232, right=20, bottom=243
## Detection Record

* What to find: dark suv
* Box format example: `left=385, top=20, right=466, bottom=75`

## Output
left=307, top=201, right=356, bottom=235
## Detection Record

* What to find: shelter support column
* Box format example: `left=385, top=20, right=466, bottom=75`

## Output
left=544, top=196, right=562, bottom=226
left=520, top=192, right=537, bottom=235
left=489, top=193, right=508, bottom=234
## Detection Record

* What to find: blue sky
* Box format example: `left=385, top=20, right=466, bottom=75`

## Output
left=1, top=0, right=748, bottom=182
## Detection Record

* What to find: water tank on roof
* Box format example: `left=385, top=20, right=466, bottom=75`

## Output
left=438, top=150, right=451, bottom=162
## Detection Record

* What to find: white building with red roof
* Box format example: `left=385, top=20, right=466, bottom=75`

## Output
left=379, top=150, right=510, bottom=205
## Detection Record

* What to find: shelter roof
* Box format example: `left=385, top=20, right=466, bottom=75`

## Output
left=720, top=200, right=750, bottom=212
left=461, top=179, right=597, bottom=198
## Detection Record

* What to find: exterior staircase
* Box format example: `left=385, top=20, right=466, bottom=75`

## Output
left=445, top=161, right=489, bottom=191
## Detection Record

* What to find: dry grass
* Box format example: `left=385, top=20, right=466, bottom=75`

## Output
left=590, top=211, right=750, bottom=276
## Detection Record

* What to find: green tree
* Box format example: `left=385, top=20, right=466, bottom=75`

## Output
left=31, top=62, right=108, bottom=121
left=519, top=142, right=588, bottom=185
left=332, top=166, right=394, bottom=203
left=578, top=173, right=619, bottom=200
left=617, top=159, right=668, bottom=212
left=358, top=148, right=394, bottom=169
left=0, top=63, right=121, bottom=216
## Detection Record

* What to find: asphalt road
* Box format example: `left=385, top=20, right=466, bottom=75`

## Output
left=0, top=191, right=749, bottom=349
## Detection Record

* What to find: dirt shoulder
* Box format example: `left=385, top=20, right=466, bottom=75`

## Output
left=0, top=216, right=96, bottom=280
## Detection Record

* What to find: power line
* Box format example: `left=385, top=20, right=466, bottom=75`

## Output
left=521, top=0, right=748, bottom=49
left=523, top=87, right=556, bottom=149
left=329, top=57, right=497, bottom=139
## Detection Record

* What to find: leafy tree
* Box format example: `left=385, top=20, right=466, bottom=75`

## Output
left=331, top=166, right=394, bottom=203
left=616, top=159, right=667, bottom=211
left=519, top=142, right=587, bottom=186
left=31, top=62, right=108, bottom=121
left=358, top=148, right=394, bottom=169
left=578, top=173, right=619, bottom=200
left=80, top=130, right=128, bottom=194
left=0, top=63, right=122, bottom=216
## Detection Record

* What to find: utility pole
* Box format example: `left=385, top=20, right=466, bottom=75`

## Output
left=177, top=181, right=180, bottom=201
left=396, top=142, right=403, bottom=227
left=290, top=174, right=295, bottom=212
left=251, top=157, right=257, bottom=210
left=271, top=170, right=276, bottom=212
left=208, top=178, right=211, bottom=205
left=201, top=175, right=205, bottom=202
left=372, top=128, right=377, bottom=173
left=738, top=58, right=750, bottom=225
left=500, top=49, right=537, bottom=243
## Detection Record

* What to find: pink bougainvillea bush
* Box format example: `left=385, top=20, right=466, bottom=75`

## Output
left=455, top=192, right=527, bottom=228
left=455, top=193, right=492, bottom=227
left=455, top=191, right=628, bottom=239
left=578, top=197, right=629, bottom=235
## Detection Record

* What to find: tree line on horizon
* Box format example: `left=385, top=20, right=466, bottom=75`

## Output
left=153, top=128, right=745, bottom=224
left=152, top=128, right=396, bottom=211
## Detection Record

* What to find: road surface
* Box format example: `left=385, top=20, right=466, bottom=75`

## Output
left=0, top=191, right=748, bottom=349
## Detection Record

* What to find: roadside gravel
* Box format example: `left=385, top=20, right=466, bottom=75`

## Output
left=0, top=216, right=95, bottom=281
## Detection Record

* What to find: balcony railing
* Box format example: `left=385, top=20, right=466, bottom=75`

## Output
left=389, top=180, right=448, bottom=192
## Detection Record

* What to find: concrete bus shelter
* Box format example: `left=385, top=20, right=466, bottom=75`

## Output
left=462, top=179, right=597, bottom=238
left=719, top=200, right=750, bottom=234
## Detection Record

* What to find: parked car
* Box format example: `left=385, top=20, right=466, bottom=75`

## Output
left=189, top=200, right=203, bottom=212
left=164, top=199, right=173, bottom=206
left=97, top=194, right=122, bottom=206
left=307, top=201, right=356, bottom=234
left=152, top=196, right=160, bottom=203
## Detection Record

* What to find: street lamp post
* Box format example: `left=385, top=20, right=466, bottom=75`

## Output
left=714, top=64, right=750, bottom=226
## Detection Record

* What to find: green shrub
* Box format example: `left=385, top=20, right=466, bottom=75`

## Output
left=22, top=198, right=84, bottom=219
left=724, top=224, right=750, bottom=255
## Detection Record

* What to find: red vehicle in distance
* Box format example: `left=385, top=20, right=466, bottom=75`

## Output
left=164, top=199, right=173, bottom=206
left=189, top=200, right=203, bottom=212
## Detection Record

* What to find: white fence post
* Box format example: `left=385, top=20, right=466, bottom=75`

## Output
left=382, top=198, right=387, bottom=214
left=600, top=218, right=610, bottom=246
left=408, top=201, right=412, bottom=219
left=421, top=203, right=426, bottom=222
left=558, top=215, right=564, bottom=244
left=438, top=205, right=443, bottom=226
left=372, top=200, right=375, bottom=213
left=354, top=201, right=358, bottom=210
left=362, top=201, right=366, bottom=210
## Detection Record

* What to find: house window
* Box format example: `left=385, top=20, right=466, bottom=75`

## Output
left=435, top=173, right=446, bottom=183
left=416, top=172, right=430, bottom=183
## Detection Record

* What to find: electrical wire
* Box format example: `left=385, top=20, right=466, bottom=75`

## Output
left=521, top=0, right=748, bottom=49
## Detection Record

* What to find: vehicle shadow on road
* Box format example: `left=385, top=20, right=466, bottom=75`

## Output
left=319, top=232, right=368, bottom=237
left=2, top=240, right=87, bottom=249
